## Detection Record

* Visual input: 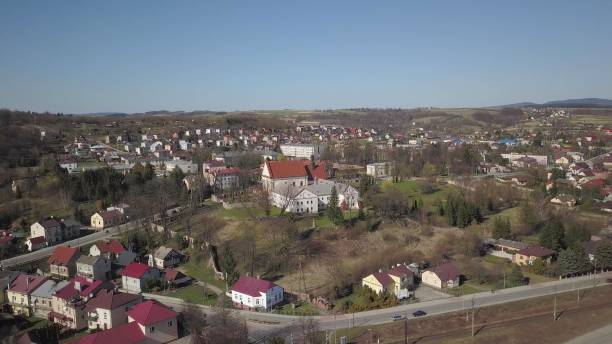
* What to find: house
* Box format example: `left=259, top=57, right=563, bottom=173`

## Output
left=25, top=236, right=46, bottom=252
left=550, top=194, right=577, bottom=207
left=204, top=167, right=241, bottom=190
left=162, top=268, right=191, bottom=287
left=0, top=271, right=19, bottom=306
left=421, top=262, right=461, bottom=289
left=513, top=245, right=556, bottom=266
left=148, top=246, right=183, bottom=269
left=231, top=276, right=284, bottom=311
left=271, top=180, right=359, bottom=214
left=85, top=289, right=143, bottom=331
left=30, top=280, right=69, bottom=317
left=91, top=209, right=125, bottom=229
left=89, top=239, right=126, bottom=261
left=494, top=239, right=528, bottom=254
left=7, top=274, right=49, bottom=316
left=30, top=218, right=80, bottom=245
left=362, top=263, right=415, bottom=299
left=261, top=160, right=328, bottom=190
left=366, top=162, right=392, bottom=178
left=76, top=256, right=111, bottom=281
left=49, top=276, right=112, bottom=330
left=71, top=300, right=178, bottom=344
left=121, top=263, right=161, bottom=293
left=48, top=246, right=81, bottom=278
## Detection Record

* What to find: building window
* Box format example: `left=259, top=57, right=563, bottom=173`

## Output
left=168, top=321, right=172, bottom=326
left=150, top=326, right=155, bottom=332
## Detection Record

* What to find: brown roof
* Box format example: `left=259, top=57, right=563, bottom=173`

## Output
left=372, top=272, right=393, bottom=286
left=99, top=209, right=123, bottom=222
left=84, top=289, right=142, bottom=311
left=388, top=264, right=414, bottom=278
left=48, top=246, right=80, bottom=266
left=428, top=262, right=460, bottom=282
left=517, top=245, right=556, bottom=257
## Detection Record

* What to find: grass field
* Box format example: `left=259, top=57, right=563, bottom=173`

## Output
left=164, top=285, right=218, bottom=306
left=182, top=260, right=226, bottom=290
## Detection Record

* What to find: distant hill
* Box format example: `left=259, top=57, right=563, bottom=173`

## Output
left=79, top=112, right=129, bottom=117
left=492, top=98, right=612, bottom=109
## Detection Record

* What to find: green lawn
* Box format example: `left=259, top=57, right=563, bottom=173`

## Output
left=212, top=206, right=282, bottom=220
left=273, top=302, right=320, bottom=316
left=165, top=285, right=218, bottom=306
left=182, top=260, right=226, bottom=290
left=381, top=180, right=455, bottom=211
left=446, top=281, right=493, bottom=296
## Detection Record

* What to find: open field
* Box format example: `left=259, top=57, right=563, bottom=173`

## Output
left=332, top=285, right=612, bottom=344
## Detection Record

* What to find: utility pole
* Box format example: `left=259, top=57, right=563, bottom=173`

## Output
left=503, top=270, right=506, bottom=289
left=471, top=307, right=475, bottom=337
left=404, top=311, right=408, bottom=344
left=553, top=287, right=557, bottom=322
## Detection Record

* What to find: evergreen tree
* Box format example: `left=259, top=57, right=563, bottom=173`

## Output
left=594, top=240, right=612, bottom=269
left=143, top=162, right=155, bottom=181
left=222, top=246, right=239, bottom=288
left=492, top=216, right=512, bottom=239
left=327, top=186, right=343, bottom=225
left=530, top=258, right=546, bottom=275
left=558, top=246, right=591, bottom=276
left=539, top=221, right=565, bottom=251
left=506, top=265, right=525, bottom=287
left=169, top=166, right=185, bottom=186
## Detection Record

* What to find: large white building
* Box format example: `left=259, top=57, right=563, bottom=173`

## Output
left=271, top=180, right=359, bottom=214
left=165, top=160, right=198, bottom=174
left=231, top=276, right=284, bottom=311
left=501, top=153, right=548, bottom=167
left=280, top=143, right=326, bottom=160
left=366, top=162, right=392, bottom=178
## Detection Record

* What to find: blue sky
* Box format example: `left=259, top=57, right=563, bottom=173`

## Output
left=1, top=1, right=611, bottom=113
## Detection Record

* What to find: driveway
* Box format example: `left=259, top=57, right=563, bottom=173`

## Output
left=414, top=285, right=453, bottom=302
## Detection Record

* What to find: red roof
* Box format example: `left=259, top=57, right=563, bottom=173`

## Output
left=428, top=262, right=461, bottom=282
left=9, top=274, right=49, bottom=294
left=127, top=300, right=177, bottom=325
left=163, top=268, right=186, bottom=282
left=518, top=245, right=556, bottom=257
left=372, top=272, right=393, bottom=286
left=84, top=289, right=141, bottom=311
left=265, top=160, right=328, bottom=180
left=231, top=276, right=279, bottom=297
left=48, top=246, right=80, bottom=266
left=69, top=321, right=146, bottom=344
left=99, top=209, right=123, bottom=222
left=54, top=276, right=107, bottom=300
left=93, top=239, right=125, bottom=254
left=28, top=236, right=46, bottom=244
left=121, top=262, right=153, bottom=279
left=213, top=167, right=241, bottom=175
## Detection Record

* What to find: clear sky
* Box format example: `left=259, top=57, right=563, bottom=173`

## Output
left=1, top=1, right=611, bottom=113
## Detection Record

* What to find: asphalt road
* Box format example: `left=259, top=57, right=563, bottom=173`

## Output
left=144, top=272, right=612, bottom=342
left=0, top=222, right=137, bottom=268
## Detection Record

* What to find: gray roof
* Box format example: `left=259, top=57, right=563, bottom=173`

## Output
left=116, top=251, right=138, bottom=266
left=77, top=255, right=104, bottom=265
left=496, top=239, right=528, bottom=250
left=31, top=280, right=69, bottom=298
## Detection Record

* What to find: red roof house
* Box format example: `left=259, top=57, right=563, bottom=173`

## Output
left=230, top=276, right=284, bottom=310
left=127, top=300, right=178, bottom=325
left=48, top=246, right=81, bottom=278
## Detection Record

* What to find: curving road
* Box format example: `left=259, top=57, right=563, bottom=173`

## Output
left=144, top=272, right=612, bottom=341
left=0, top=222, right=138, bottom=269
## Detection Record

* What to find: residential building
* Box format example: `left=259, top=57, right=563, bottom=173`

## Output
left=72, top=300, right=178, bottom=344
left=91, top=209, right=125, bottom=229
left=76, top=256, right=111, bottom=281
left=85, top=289, right=143, bottom=331
left=89, top=239, right=126, bottom=261
left=165, top=160, right=198, bottom=174
left=25, top=236, right=46, bottom=252
left=7, top=274, right=49, bottom=316
left=270, top=180, right=359, bottom=214
left=48, top=246, right=81, bottom=279
left=513, top=245, right=556, bottom=266
left=366, top=162, right=392, bottom=178
left=30, top=280, right=69, bottom=317
left=148, top=246, right=183, bottom=269
left=421, top=262, right=461, bottom=289
left=121, top=263, right=161, bottom=294
left=231, top=276, right=284, bottom=311
left=279, top=143, right=326, bottom=160
left=30, top=218, right=80, bottom=245
left=162, top=268, right=191, bottom=288
left=0, top=271, right=19, bottom=306
left=362, top=263, right=415, bottom=299
left=261, top=160, right=328, bottom=191
left=204, top=167, right=241, bottom=190
left=49, top=276, right=111, bottom=330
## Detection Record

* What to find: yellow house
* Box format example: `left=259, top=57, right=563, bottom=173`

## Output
left=7, top=274, right=49, bottom=316
left=362, top=264, right=415, bottom=298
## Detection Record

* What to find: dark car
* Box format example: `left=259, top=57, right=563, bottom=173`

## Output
left=391, top=314, right=404, bottom=321
left=412, top=310, right=427, bottom=317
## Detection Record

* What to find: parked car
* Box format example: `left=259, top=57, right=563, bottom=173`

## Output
left=391, top=314, right=404, bottom=321
left=412, top=310, right=427, bottom=317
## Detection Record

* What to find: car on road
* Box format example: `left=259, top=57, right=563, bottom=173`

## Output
left=391, top=314, right=404, bottom=321
left=412, top=310, right=427, bottom=317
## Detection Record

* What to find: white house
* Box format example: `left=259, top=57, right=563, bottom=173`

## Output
left=85, top=289, right=143, bottom=331
left=121, top=263, right=161, bottom=294
left=366, top=162, right=392, bottom=178
left=30, top=218, right=80, bottom=245
left=76, top=256, right=111, bottom=281
left=91, top=209, right=125, bottom=229
left=421, top=262, right=461, bottom=289
left=261, top=160, right=328, bottom=191
left=147, top=246, right=183, bottom=269
left=231, top=276, right=284, bottom=311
